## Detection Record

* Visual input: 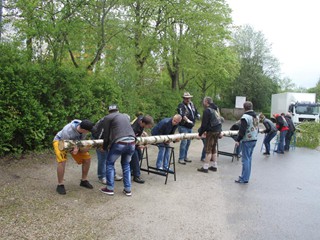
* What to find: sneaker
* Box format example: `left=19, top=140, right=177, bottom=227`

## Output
left=123, top=189, right=132, bottom=196
left=100, top=187, right=114, bottom=195
left=197, top=167, right=208, bottom=173
left=235, top=179, right=248, bottom=184
left=133, top=176, right=145, bottom=184
left=56, top=185, right=66, bottom=195
left=263, top=152, right=270, bottom=155
left=184, top=158, right=192, bottom=163
left=98, top=178, right=107, bottom=184
left=208, top=166, right=217, bottom=172
left=164, top=168, right=174, bottom=174
left=178, top=160, right=186, bottom=165
left=115, top=174, right=123, bottom=181
left=80, top=180, right=93, bottom=189
left=156, top=168, right=166, bottom=176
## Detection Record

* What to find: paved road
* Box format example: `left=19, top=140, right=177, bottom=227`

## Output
left=1, top=120, right=319, bottom=240
left=120, top=120, right=320, bottom=240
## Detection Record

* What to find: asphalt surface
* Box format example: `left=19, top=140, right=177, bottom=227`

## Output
left=1, top=120, right=319, bottom=240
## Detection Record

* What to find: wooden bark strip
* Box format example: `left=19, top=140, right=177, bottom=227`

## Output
left=58, top=131, right=240, bottom=151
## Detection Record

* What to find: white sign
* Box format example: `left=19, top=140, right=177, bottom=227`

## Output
left=235, top=96, right=246, bottom=108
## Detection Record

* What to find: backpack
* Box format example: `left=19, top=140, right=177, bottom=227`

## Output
left=208, top=108, right=222, bottom=128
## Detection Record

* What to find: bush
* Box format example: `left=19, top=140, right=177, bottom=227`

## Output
left=296, top=122, right=320, bottom=149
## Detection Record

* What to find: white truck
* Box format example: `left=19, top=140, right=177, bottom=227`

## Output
left=271, top=92, right=320, bottom=124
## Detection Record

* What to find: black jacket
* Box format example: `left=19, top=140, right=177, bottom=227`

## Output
left=177, top=101, right=199, bottom=128
left=284, top=116, right=295, bottom=132
left=198, top=103, right=222, bottom=136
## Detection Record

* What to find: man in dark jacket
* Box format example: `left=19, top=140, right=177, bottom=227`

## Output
left=259, top=114, right=277, bottom=155
left=131, top=115, right=154, bottom=183
left=151, top=114, right=182, bottom=171
left=177, top=92, right=200, bottom=164
left=284, top=112, right=296, bottom=151
left=273, top=113, right=289, bottom=154
left=235, top=101, right=259, bottom=184
left=99, top=105, right=136, bottom=197
left=197, top=96, right=222, bottom=173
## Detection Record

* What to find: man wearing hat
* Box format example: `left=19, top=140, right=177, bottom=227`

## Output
left=99, top=105, right=136, bottom=196
left=177, top=92, right=200, bottom=164
left=53, top=119, right=95, bottom=195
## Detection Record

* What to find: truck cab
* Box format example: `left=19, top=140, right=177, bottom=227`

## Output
left=289, top=102, right=320, bottom=123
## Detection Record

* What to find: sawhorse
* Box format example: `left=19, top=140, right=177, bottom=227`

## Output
left=140, top=145, right=176, bottom=184
left=217, top=140, right=240, bottom=162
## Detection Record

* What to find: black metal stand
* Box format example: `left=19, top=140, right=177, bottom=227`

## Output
left=217, top=140, right=240, bottom=162
left=140, top=145, right=176, bottom=184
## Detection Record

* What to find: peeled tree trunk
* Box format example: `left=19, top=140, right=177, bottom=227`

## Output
left=58, top=131, right=239, bottom=151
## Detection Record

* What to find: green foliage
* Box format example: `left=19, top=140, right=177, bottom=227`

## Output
left=4, top=1, right=313, bottom=156
left=296, top=122, right=320, bottom=149
left=224, top=25, right=280, bottom=111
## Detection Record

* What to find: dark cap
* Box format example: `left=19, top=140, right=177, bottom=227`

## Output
left=80, top=119, right=94, bottom=131
left=108, top=104, right=118, bottom=112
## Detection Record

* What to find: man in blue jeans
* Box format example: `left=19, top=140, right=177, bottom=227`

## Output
left=177, top=92, right=199, bottom=165
left=259, top=114, right=277, bottom=155
left=151, top=114, right=182, bottom=172
left=99, top=105, right=136, bottom=196
left=235, top=101, right=259, bottom=184
left=92, top=113, right=123, bottom=184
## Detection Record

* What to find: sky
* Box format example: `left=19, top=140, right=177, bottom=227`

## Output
left=226, top=0, right=320, bottom=89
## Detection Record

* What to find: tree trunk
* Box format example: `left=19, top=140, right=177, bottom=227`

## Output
left=58, top=131, right=240, bottom=151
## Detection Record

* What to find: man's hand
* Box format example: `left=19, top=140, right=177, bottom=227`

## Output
left=219, top=132, right=224, bottom=139
left=235, top=141, right=240, bottom=147
left=79, top=146, right=90, bottom=153
left=71, top=146, right=79, bottom=155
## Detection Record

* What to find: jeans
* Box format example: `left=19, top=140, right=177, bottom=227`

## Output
left=264, top=132, right=277, bottom=154
left=130, top=147, right=142, bottom=177
left=178, top=126, right=192, bottom=160
left=235, top=142, right=242, bottom=156
left=201, top=138, right=206, bottom=160
left=156, top=143, right=171, bottom=169
left=277, top=130, right=287, bottom=153
left=106, top=143, right=135, bottom=192
left=284, top=131, right=294, bottom=151
left=96, top=149, right=107, bottom=179
left=240, top=140, right=256, bottom=182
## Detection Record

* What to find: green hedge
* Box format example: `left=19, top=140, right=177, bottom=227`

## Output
left=0, top=44, right=184, bottom=156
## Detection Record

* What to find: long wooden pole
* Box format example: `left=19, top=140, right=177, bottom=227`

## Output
left=58, top=131, right=239, bottom=151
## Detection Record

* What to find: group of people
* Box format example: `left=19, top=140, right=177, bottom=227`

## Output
left=53, top=91, right=293, bottom=196
left=260, top=112, right=296, bottom=155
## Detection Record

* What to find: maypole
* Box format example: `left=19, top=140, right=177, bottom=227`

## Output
left=58, top=131, right=239, bottom=151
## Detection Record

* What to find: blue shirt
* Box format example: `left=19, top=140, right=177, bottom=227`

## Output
left=151, top=118, right=178, bottom=136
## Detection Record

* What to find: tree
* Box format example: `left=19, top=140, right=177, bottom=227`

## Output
left=308, top=77, right=320, bottom=102
left=226, top=25, right=280, bottom=110
left=278, top=77, right=296, bottom=92
left=159, top=0, right=234, bottom=91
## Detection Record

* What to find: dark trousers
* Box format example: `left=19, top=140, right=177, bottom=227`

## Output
left=130, top=147, right=142, bottom=177
left=285, top=131, right=294, bottom=151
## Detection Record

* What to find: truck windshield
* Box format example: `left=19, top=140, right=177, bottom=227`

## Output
left=295, top=104, right=320, bottom=115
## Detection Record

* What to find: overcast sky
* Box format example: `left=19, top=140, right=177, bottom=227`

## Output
left=226, top=0, right=320, bottom=89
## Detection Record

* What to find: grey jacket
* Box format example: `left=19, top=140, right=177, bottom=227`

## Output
left=102, top=112, right=135, bottom=150
left=53, top=120, right=87, bottom=141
